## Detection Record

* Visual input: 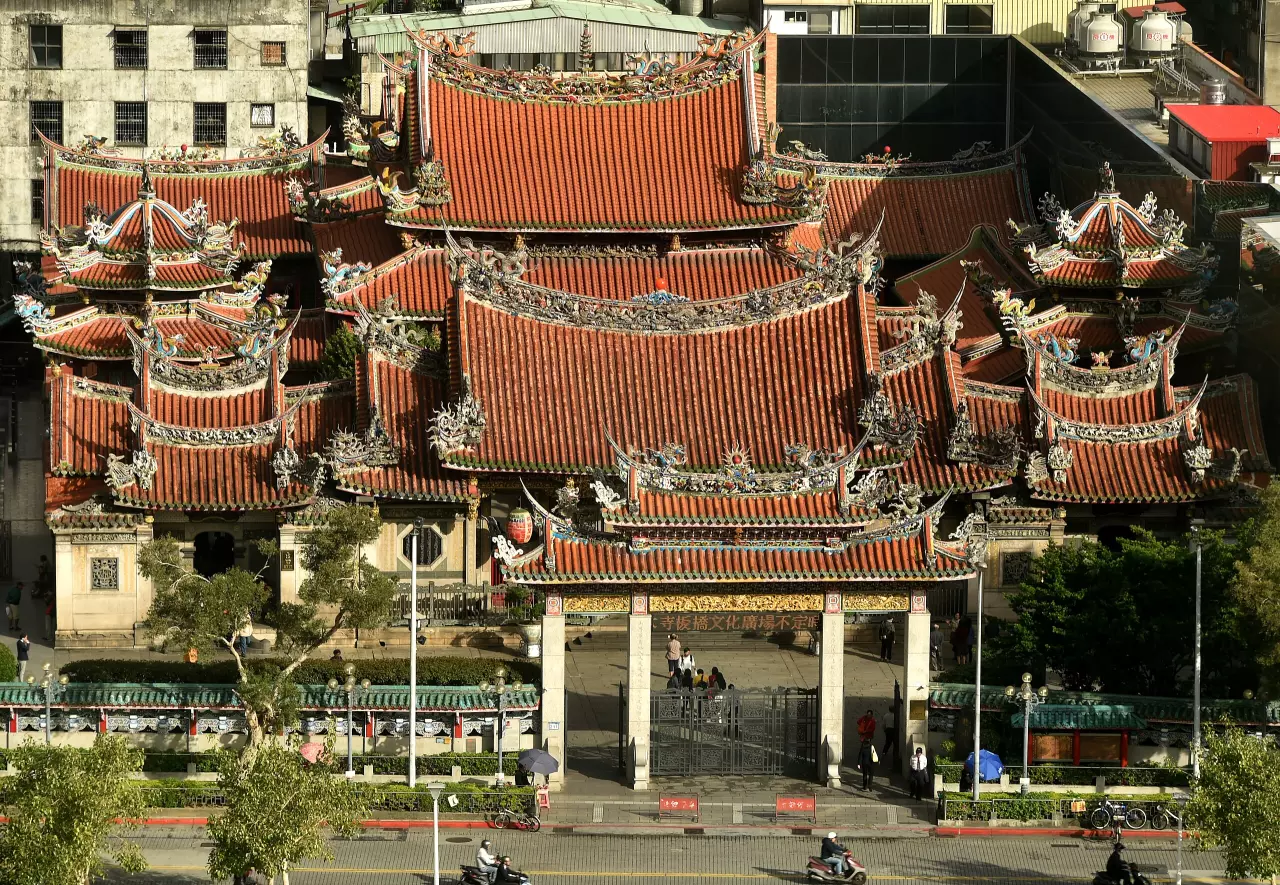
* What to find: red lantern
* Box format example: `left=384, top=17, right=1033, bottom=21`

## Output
left=508, top=507, right=533, bottom=545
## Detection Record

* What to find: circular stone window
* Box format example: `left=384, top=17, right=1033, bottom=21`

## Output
left=400, top=524, right=445, bottom=568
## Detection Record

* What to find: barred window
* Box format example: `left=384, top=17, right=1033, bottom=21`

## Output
left=31, top=180, right=44, bottom=224
left=250, top=103, right=275, bottom=128
left=260, top=41, right=286, bottom=66
left=194, top=29, right=227, bottom=69
left=193, top=102, right=227, bottom=145
left=115, top=102, right=147, bottom=146
left=114, top=29, right=148, bottom=68
left=30, top=25, right=61, bottom=69
left=30, top=101, right=63, bottom=144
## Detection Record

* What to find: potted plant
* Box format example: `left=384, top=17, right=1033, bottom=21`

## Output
left=505, top=587, right=544, bottom=658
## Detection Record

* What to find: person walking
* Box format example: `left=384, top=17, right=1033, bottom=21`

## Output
left=6, top=582, right=22, bottom=632
left=665, top=634, right=681, bottom=676
left=951, top=619, right=969, bottom=666
left=878, top=619, right=895, bottom=662
left=16, top=633, right=30, bottom=682
left=909, top=746, right=929, bottom=800
left=856, top=708, right=877, bottom=745
left=929, top=622, right=943, bottom=671
left=677, top=648, right=695, bottom=677
left=858, top=738, right=876, bottom=791
left=708, top=667, right=726, bottom=690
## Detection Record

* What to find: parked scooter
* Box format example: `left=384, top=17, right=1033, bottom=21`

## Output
left=806, top=850, right=869, bottom=885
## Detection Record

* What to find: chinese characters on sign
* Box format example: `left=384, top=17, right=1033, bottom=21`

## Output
left=653, top=613, right=819, bottom=632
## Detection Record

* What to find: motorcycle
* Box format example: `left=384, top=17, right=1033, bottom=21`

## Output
left=1092, top=868, right=1152, bottom=885
left=462, top=865, right=532, bottom=885
left=806, top=850, right=869, bottom=885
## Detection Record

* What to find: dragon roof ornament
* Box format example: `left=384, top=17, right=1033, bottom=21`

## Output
left=1020, top=317, right=1185, bottom=396
left=353, top=299, right=446, bottom=376
left=858, top=372, right=923, bottom=454
left=880, top=280, right=964, bottom=373
left=1027, top=377, right=1208, bottom=446
left=429, top=374, right=486, bottom=459
left=946, top=399, right=1022, bottom=474
left=44, top=130, right=319, bottom=176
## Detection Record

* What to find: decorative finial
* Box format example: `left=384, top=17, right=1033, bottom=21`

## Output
left=139, top=160, right=154, bottom=198
left=1098, top=161, right=1116, bottom=194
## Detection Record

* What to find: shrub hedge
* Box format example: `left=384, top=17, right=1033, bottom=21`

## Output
left=933, top=762, right=1188, bottom=789
left=0, top=644, right=16, bottom=683
left=128, top=780, right=534, bottom=813
left=939, top=790, right=1178, bottom=823
left=60, top=657, right=541, bottom=687
left=138, top=751, right=519, bottom=777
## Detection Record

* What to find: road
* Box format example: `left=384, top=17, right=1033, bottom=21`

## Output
left=102, top=829, right=1233, bottom=884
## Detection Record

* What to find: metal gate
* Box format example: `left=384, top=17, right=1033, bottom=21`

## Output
left=648, top=688, right=818, bottom=778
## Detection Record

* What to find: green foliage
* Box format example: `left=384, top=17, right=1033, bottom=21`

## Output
left=1188, top=722, right=1280, bottom=879
left=0, top=642, right=16, bottom=682
left=207, top=741, right=369, bottom=883
left=0, top=736, right=148, bottom=885
left=991, top=530, right=1262, bottom=695
left=353, top=753, right=519, bottom=776
left=316, top=324, right=361, bottom=381
left=60, top=655, right=541, bottom=687
left=403, top=322, right=442, bottom=351
left=1231, top=483, right=1280, bottom=688
left=940, top=790, right=1178, bottom=823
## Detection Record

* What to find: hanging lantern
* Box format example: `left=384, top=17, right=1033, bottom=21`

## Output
left=185, top=647, right=199, bottom=664
left=508, top=508, right=533, bottom=545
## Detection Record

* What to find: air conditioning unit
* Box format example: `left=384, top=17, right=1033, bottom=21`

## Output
left=1267, top=136, right=1280, bottom=163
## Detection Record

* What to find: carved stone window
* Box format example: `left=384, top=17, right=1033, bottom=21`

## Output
left=1000, top=551, right=1033, bottom=588
left=400, top=525, right=445, bottom=568
left=90, top=557, right=120, bottom=591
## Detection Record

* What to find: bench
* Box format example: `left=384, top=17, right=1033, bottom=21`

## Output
left=775, top=793, right=818, bottom=825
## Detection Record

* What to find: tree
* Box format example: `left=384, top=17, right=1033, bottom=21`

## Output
left=992, top=529, right=1261, bottom=695
left=139, top=504, right=399, bottom=764
left=316, top=324, right=361, bottom=381
left=1232, top=483, right=1280, bottom=690
left=1187, top=722, right=1280, bottom=882
left=207, top=741, right=368, bottom=885
left=0, top=736, right=147, bottom=885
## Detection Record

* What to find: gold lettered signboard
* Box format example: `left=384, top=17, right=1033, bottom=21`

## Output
left=653, top=612, right=820, bottom=632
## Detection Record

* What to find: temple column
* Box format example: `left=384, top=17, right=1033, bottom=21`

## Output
left=901, top=593, right=931, bottom=775
left=277, top=524, right=300, bottom=605
left=52, top=532, right=73, bottom=641
left=626, top=592, right=651, bottom=790
left=539, top=593, right=566, bottom=788
left=819, top=594, right=844, bottom=788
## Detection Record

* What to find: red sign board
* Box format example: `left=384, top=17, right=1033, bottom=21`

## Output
left=775, top=793, right=818, bottom=823
left=658, top=794, right=700, bottom=822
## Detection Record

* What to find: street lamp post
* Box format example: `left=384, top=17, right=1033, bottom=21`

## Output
left=428, top=781, right=445, bottom=885
left=1005, top=673, right=1049, bottom=796
left=1173, top=791, right=1189, bottom=885
left=973, top=564, right=985, bottom=802
left=479, top=667, right=523, bottom=785
left=1190, top=519, right=1204, bottom=780
left=28, top=663, right=69, bottom=745
left=410, top=517, right=423, bottom=789
left=328, top=665, right=371, bottom=777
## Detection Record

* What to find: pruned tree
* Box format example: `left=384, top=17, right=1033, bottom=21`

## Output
left=207, top=741, right=368, bottom=885
left=1188, top=722, right=1280, bottom=882
left=1232, top=483, right=1280, bottom=689
left=0, top=736, right=148, bottom=885
left=139, top=503, right=399, bottom=764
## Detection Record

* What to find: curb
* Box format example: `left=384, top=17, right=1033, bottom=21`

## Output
left=933, top=827, right=1192, bottom=839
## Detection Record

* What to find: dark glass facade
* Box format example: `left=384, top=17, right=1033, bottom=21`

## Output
left=775, top=35, right=1008, bottom=162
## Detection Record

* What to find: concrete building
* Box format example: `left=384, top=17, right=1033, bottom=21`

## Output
left=0, top=0, right=316, bottom=256
left=761, top=0, right=1076, bottom=41
left=1184, top=0, right=1280, bottom=104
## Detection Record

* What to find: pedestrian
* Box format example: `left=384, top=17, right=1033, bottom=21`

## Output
left=330, top=648, right=344, bottom=662
left=665, top=670, right=681, bottom=690
left=709, top=666, right=726, bottom=690
left=878, top=618, right=895, bottom=662
left=882, top=704, right=898, bottom=766
left=693, top=668, right=708, bottom=689
left=43, top=596, right=55, bottom=643
left=515, top=762, right=532, bottom=787
left=858, top=738, right=876, bottom=791
left=856, top=708, right=876, bottom=744
left=909, top=746, right=929, bottom=800
left=665, top=633, right=681, bottom=675
left=680, top=668, right=693, bottom=690
left=36, top=556, right=52, bottom=600
left=677, top=647, right=695, bottom=676
left=951, top=619, right=969, bottom=666
left=959, top=762, right=972, bottom=795
left=16, top=633, right=30, bottom=683
left=6, top=582, right=22, bottom=632
left=929, top=622, right=943, bottom=671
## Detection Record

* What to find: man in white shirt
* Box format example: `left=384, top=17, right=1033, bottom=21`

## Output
left=909, top=747, right=929, bottom=800
left=477, top=839, right=498, bottom=883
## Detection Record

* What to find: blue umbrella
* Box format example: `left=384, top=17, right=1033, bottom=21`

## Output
left=964, top=749, right=1004, bottom=782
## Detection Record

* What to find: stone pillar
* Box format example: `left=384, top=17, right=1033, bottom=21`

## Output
left=901, top=594, right=931, bottom=776
left=464, top=500, right=482, bottom=587
left=52, top=531, right=73, bottom=641
left=539, top=593, right=566, bottom=788
left=277, top=524, right=300, bottom=604
left=627, top=592, right=651, bottom=790
left=819, top=593, right=844, bottom=788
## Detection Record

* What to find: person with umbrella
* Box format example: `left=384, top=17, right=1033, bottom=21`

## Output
left=517, top=748, right=559, bottom=785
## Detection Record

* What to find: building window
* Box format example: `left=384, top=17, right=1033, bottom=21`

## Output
left=115, top=102, right=147, bottom=145
left=29, top=24, right=62, bottom=69
left=809, top=11, right=832, bottom=33
left=114, top=29, right=148, bottom=68
left=193, top=102, right=227, bottom=145
left=855, top=4, right=930, bottom=34
left=250, top=103, right=275, bottom=128
left=260, top=41, right=286, bottom=66
left=400, top=525, right=445, bottom=568
left=90, top=557, right=120, bottom=591
left=194, top=29, right=228, bottom=69
left=30, top=101, right=63, bottom=144
left=945, top=4, right=994, bottom=34
left=31, top=180, right=44, bottom=224
left=784, top=10, right=808, bottom=22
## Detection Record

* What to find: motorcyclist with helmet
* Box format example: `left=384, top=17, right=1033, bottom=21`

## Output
left=820, top=832, right=851, bottom=879
left=1107, top=842, right=1132, bottom=885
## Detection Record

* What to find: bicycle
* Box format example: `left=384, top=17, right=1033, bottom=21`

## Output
left=492, top=806, right=541, bottom=832
left=1148, top=802, right=1181, bottom=831
left=1089, top=798, right=1147, bottom=830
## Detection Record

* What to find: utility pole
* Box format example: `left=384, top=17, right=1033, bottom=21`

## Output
left=1191, top=518, right=1204, bottom=780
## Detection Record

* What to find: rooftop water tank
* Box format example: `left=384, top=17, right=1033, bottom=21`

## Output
left=1081, top=13, right=1124, bottom=62
left=1132, top=10, right=1177, bottom=60
left=1201, top=79, right=1226, bottom=105
left=1068, top=1, right=1102, bottom=50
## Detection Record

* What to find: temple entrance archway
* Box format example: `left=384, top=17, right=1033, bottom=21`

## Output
left=193, top=531, right=235, bottom=577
